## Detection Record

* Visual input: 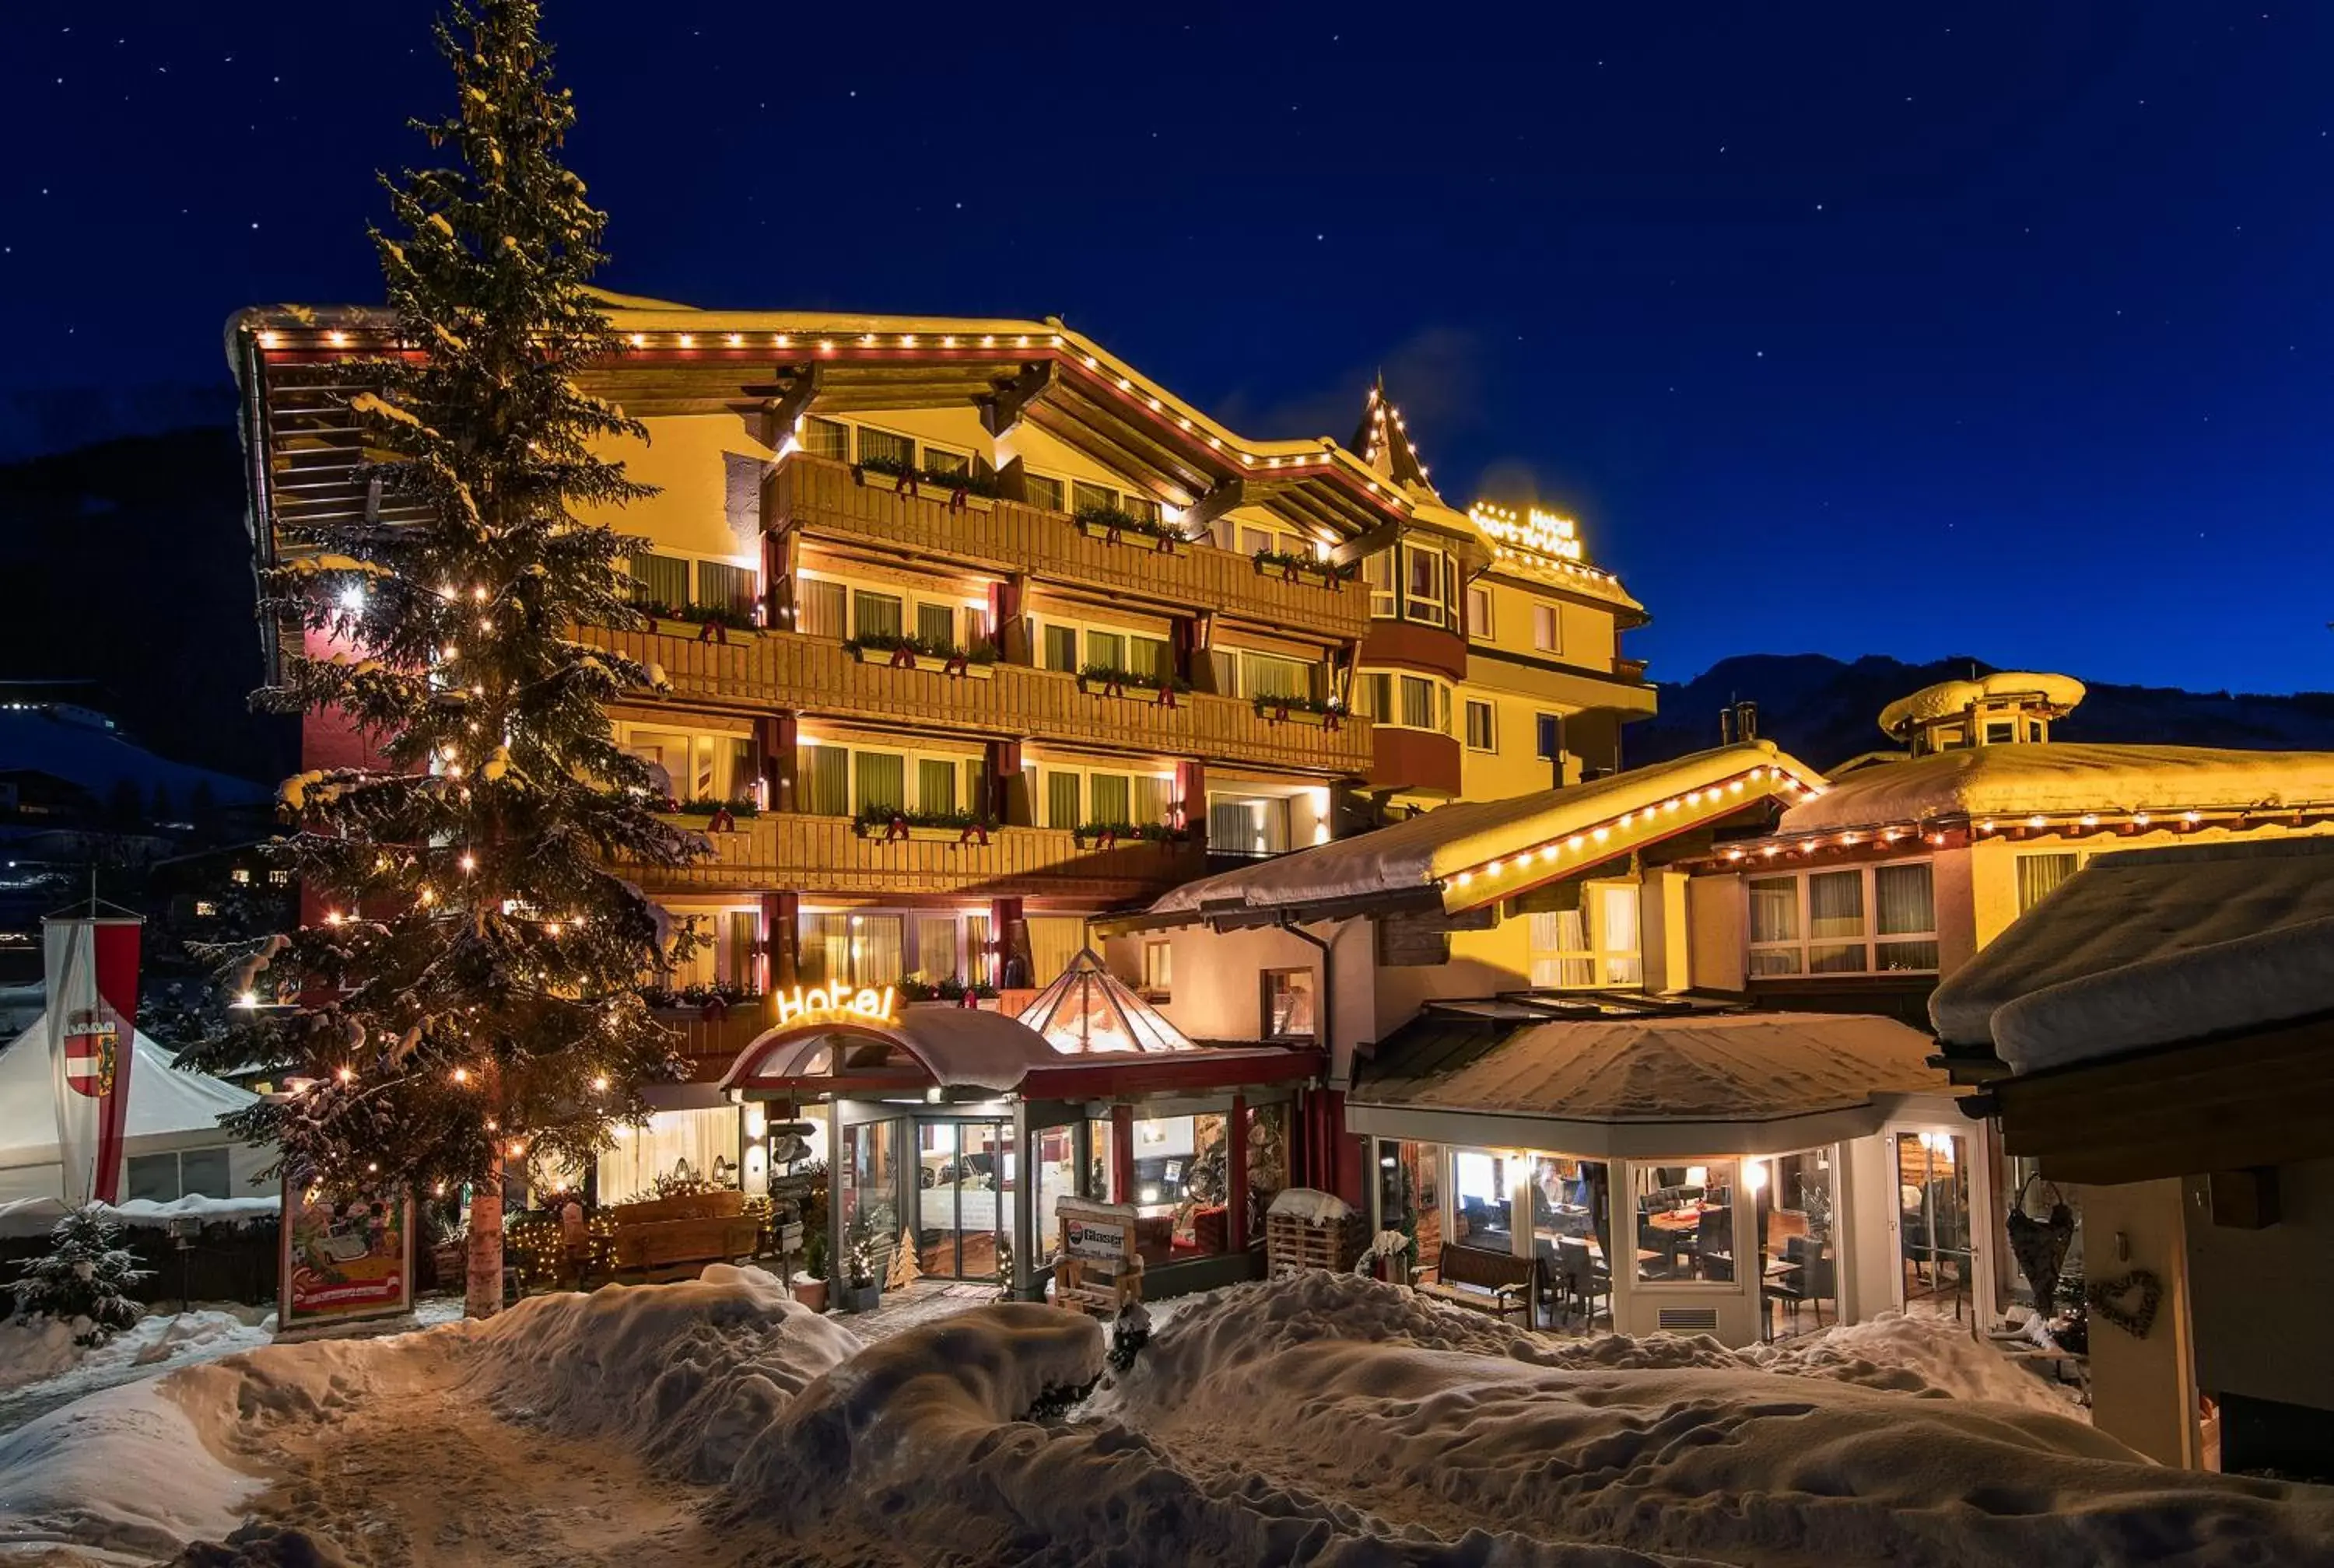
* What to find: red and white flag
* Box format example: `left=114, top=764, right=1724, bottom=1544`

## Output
left=44, top=916, right=142, bottom=1207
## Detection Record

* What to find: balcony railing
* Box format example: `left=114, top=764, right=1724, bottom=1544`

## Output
left=770, top=454, right=1370, bottom=643
left=580, top=622, right=1374, bottom=777
left=634, top=812, right=1204, bottom=902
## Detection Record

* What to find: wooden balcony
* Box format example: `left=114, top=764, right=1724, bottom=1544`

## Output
left=654, top=998, right=776, bottom=1072
left=769, top=454, right=1370, bottom=643
left=582, top=623, right=1375, bottom=778
left=635, top=812, right=1204, bottom=903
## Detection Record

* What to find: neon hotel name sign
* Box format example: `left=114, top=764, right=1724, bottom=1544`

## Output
left=773, top=983, right=899, bottom=1030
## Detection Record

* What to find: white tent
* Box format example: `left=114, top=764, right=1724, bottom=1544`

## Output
left=0, top=1015, right=276, bottom=1214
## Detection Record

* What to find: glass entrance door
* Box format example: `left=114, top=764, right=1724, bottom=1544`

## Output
left=916, top=1119, right=1014, bottom=1280
left=1893, top=1129, right=1975, bottom=1317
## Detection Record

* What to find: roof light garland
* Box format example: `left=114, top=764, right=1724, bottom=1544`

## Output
left=1698, top=798, right=2334, bottom=868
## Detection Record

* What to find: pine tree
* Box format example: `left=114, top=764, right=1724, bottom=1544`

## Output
left=10, top=1207, right=150, bottom=1346
left=178, top=0, right=704, bottom=1318
left=885, top=1225, right=921, bottom=1291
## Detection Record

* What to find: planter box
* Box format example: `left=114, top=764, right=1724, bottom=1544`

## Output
left=854, top=821, right=998, bottom=845
left=647, top=615, right=760, bottom=642
left=858, top=468, right=997, bottom=512
left=1074, top=519, right=1188, bottom=556
left=847, top=645, right=996, bottom=680
left=1252, top=558, right=1344, bottom=590
left=1073, top=833, right=1187, bottom=852
left=842, top=1282, right=882, bottom=1314
left=1075, top=676, right=1183, bottom=705
left=1254, top=704, right=1343, bottom=727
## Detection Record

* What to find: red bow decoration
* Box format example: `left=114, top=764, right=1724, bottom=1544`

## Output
left=945, top=485, right=969, bottom=513
left=708, top=807, right=736, bottom=834
left=698, top=620, right=728, bottom=645
left=1154, top=533, right=1176, bottom=554
left=943, top=653, right=969, bottom=678
left=1158, top=685, right=1178, bottom=709
left=884, top=814, right=909, bottom=842
left=889, top=645, right=919, bottom=669
left=958, top=821, right=990, bottom=846
left=1280, top=560, right=1302, bottom=582
left=1323, top=712, right=1342, bottom=733
left=699, top=996, right=728, bottom=1023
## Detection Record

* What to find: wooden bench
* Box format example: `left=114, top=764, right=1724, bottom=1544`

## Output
left=605, top=1190, right=759, bottom=1283
left=1416, top=1241, right=1538, bottom=1325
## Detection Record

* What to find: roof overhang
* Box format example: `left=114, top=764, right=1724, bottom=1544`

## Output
left=1343, top=1094, right=1950, bottom=1162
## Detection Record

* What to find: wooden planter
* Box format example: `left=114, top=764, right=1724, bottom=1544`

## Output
left=1075, top=675, right=1182, bottom=705
left=1073, top=519, right=1188, bottom=555
left=854, top=821, right=997, bottom=845
left=646, top=615, right=761, bottom=642
left=858, top=468, right=997, bottom=512
left=1255, top=703, right=1342, bottom=727
left=847, top=645, right=996, bottom=680
left=1073, top=831, right=1185, bottom=852
left=1252, top=558, right=1344, bottom=590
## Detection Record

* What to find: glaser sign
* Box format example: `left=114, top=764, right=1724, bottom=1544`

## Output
left=773, top=983, right=899, bottom=1029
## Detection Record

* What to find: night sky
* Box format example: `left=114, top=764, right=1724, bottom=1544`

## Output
left=5, top=3, right=2329, bottom=693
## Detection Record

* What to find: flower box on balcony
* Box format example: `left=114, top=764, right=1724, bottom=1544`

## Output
left=1252, top=696, right=1349, bottom=729
left=1075, top=666, right=1189, bottom=706
left=851, top=814, right=1001, bottom=846
left=846, top=642, right=996, bottom=681
left=1250, top=550, right=1347, bottom=590
left=644, top=613, right=762, bottom=643
left=853, top=462, right=997, bottom=513
left=1072, top=509, right=1190, bottom=555
left=1071, top=822, right=1189, bottom=851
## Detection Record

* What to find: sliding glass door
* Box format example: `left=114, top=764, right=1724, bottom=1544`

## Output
left=915, top=1118, right=1015, bottom=1280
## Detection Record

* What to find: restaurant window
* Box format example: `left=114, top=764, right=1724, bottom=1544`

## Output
left=629, top=551, right=690, bottom=611
left=798, top=415, right=850, bottom=461
left=1527, top=884, right=1641, bottom=989
left=1141, top=940, right=1172, bottom=1000
left=1449, top=1148, right=1514, bottom=1251
left=1746, top=863, right=1938, bottom=975
left=1463, top=698, right=1496, bottom=751
left=1022, top=472, right=1065, bottom=512
left=1401, top=543, right=1450, bottom=628
left=1363, top=550, right=1397, bottom=618
left=1379, top=1141, right=1444, bottom=1275
left=2017, top=852, right=2081, bottom=915
left=1466, top=585, right=1494, bottom=640
left=1632, top=1159, right=1738, bottom=1284
left=855, top=425, right=914, bottom=467
left=1262, top=968, right=1316, bottom=1039
left=1749, top=1148, right=1838, bottom=1341
left=1529, top=1154, right=1613, bottom=1315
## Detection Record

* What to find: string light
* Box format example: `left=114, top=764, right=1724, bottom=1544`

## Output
left=591, top=1074, right=610, bottom=1093
left=335, top=1066, right=356, bottom=1084
left=450, top=1066, right=470, bottom=1086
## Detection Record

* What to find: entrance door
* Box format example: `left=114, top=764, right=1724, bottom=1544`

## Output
left=1887, top=1126, right=1990, bottom=1321
left=915, top=1119, right=1014, bottom=1280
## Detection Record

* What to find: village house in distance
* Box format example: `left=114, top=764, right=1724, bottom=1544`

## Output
left=228, top=294, right=1656, bottom=1291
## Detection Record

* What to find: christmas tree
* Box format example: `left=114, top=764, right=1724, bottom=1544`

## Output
left=885, top=1226, right=922, bottom=1291
left=10, top=1207, right=150, bottom=1346
left=178, top=0, right=704, bottom=1318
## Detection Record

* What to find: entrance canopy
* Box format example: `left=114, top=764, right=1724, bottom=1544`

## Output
left=1018, top=950, right=1197, bottom=1055
left=1348, top=1004, right=1949, bottom=1158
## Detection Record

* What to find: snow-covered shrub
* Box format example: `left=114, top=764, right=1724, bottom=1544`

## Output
left=9, top=1206, right=151, bottom=1347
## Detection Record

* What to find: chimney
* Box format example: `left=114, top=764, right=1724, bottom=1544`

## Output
left=1733, top=700, right=1759, bottom=742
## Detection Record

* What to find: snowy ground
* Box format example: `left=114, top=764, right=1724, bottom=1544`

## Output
left=0, top=1307, right=275, bottom=1437
left=2, top=1267, right=2328, bottom=1567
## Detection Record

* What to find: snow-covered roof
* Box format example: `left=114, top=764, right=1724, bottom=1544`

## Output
left=1877, top=672, right=2087, bottom=740
left=1775, top=743, right=2334, bottom=837
left=1144, top=743, right=1824, bottom=922
left=1016, top=950, right=1197, bottom=1055
left=1929, top=837, right=2334, bottom=1076
left=1351, top=1012, right=1947, bottom=1150
left=720, top=1006, right=1063, bottom=1094
left=0, top=1017, right=255, bottom=1160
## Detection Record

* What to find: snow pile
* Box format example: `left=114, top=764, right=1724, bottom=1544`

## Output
left=0, top=1378, right=265, bottom=1560
left=0, top=1305, right=274, bottom=1396
left=1747, top=1308, right=2081, bottom=1414
left=1264, top=1187, right=1352, bottom=1223
left=477, top=1262, right=863, bottom=1482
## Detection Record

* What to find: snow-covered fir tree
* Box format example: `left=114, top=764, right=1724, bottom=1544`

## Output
left=10, top=1207, right=149, bottom=1346
left=177, top=0, right=705, bottom=1317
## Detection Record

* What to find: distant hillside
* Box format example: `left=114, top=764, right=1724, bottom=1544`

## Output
left=0, top=427, right=293, bottom=785
left=1630, top=653, right=2334, bottom=773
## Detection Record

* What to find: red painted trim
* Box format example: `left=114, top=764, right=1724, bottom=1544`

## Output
left=1110, top=1104, right=1135, bottom=1205
left=1018, top=1048, right=1322, bottom=1103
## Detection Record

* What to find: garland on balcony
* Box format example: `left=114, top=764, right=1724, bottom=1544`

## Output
left=844, top=629, right=999, bottom=675
left=851, top=453, right=1002, bottom=510
left=1075, top=662, right=1191, bottom=705
left=1071, top=820, right=1188, bottom=849
left=1073, top=503, right=1190, bottom=551
left=896, top=975, right=1004, bottom=1004
left=662, top=796, right=761, bottom=828
left=850, top=807, right=1001, bottom=845
left=1249, top=548, right=1350, bottom=587
left=1252, top=692, right=1349, bottom=729
left=635, top=599, right=758, bottom=642
left=639, top=982, right=759, bottom=1017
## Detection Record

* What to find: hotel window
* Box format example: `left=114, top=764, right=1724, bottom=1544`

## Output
left=1262, top=968, right=1316, bottom=1039
left=1026, top=916, right=1085, bottom=986
left=1364, top=551, right=1397, bottom=618
left=798, top=744, right=850, bottom=816
left=853, top=751, right=906, bottom=817
left=696, top=562, right=758, bottom=618
left=1043, top=769, right=1082, bottom=829
left=230, top=868, right=251, bottom=885
left=1141, top=941, right=1172, bottom=1001
left=1463, top=698, right=1496, bottom=752
left=852, top=589, right=905, bottom=642
left=1022, top=472, right=1065, bottom=512
left=914, top=915, right=962, bottom=983
left=856, top=425, right=914, bottom=467
left=801, top=415, right=850, bottom=461
left=629, top=551, right=690, bottom=610
left=1527, top=884, right=1642, bottom=989
left=1042, top=622, right=1079, bottom=670
left=1207, top=793, right=1291, bottom=856
left=268, top=869, right=292, bottom=886
left=623, top=726, right=752, bottom=803
left=1533, top=603, right=1561, bottom=654
left=1088, top=772, right=1132, bottom=824
left=1240, top=650, right=1313, bottom=702
left=1402, top=543, right=1451, bottom=628
left=2016, top=852, right=2081, bottom=915
left=1071, top=480, right=1116, bottom=516
left=1746, top=862, right=1938, bottom=975
left=801, top=912, right=904, bottom=989
left=1535, top=713, right=1564, bottom=762
left=1122, top=495, right=1162, bottom=527
left=795, top=576, right=846, bottom=639
left=1467, top=586, right=1494, bottom=640
left=923, top=446, right=971, bottom=478
left=1400, top=674, right=1445, bottom=732
left=917, top=759, right=958, bottom=815
left=193, top=901, right=218, bottom=917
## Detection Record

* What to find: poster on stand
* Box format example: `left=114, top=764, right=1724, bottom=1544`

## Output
left=279, top=1178, right=415, bottom=1332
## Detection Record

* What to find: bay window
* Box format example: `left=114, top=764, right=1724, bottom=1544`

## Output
left=1747, top=861, right=1939, bottom=975
left=1402, top=542, right=1454, bottom=628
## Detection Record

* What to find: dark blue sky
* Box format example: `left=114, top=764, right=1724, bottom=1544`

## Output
left=5, top=2, right=2329, bottom=692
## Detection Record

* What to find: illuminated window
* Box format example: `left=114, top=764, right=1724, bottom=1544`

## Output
left=1363, top=551, right=1397, bottom=618
left=1467, top=586, right=1494, bottom=640
left=801, top=416, right=850, bottom=460
left=1528, top=884, right=1641, bottom=989
left=1463, top=698, right=1496, bottom=751
left=2017, top=852, right=2081, bottom=915
left=1747, top=862, right=1938, bottom=975
left=1533, top=604, right=1561, bottom=653
left=922, top=446, right=970, bottom=478
left=1022, top=472, right=1065, bottom=511
left=193, top=901, right=218, bottom=917
left=1141, top=941, right=1172, bottom=1001
left=855, top=425, right=913, bottom=467
left=230, top=868, right=251, bottom=885
left=267, top=870, right=291, bottom=887
left=1402, top=544, right=1450, bottom=628
left=1262, top=968, right=1316, bottom=1038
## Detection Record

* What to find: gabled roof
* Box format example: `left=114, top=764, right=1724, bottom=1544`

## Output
left=1137, top=742, right=1826, bottom=924
left=1016, top=950, right=1196, bottom=1055
left=1351, top=376, right=1435, bottom=496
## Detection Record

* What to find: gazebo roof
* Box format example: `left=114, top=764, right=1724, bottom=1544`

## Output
left=1016, top=950, right=1197, bottom=1055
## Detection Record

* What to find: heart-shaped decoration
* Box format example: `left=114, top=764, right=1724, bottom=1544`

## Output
left=2086, top=1269, right=2163, bottom=1339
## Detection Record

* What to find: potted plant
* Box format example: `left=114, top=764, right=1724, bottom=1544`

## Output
left=793, top=1226, right=829, bottom=1311
left=841, top=1213, right=882, bottom=1313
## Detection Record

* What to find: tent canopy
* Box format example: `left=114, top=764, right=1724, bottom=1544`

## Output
left=0, top=1015, right=256, bottom=1160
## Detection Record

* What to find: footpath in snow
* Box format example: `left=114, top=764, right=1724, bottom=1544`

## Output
left=2, top=1266, right=2328, bottom=1567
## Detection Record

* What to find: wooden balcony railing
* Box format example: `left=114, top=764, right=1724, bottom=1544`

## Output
left=770, top=454, right=1371, bottom=643
left=654, top=997, right=777, bottom=1069
left=634, top=812, right=1204, bottom=902
left=581, top=623, right=1375, bottom=778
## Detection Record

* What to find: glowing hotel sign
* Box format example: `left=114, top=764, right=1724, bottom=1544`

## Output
left=773, top=983, right=899, bottom=1030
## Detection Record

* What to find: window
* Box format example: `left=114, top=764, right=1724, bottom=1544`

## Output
left=1071, top=480, right=1116, bottom=516
left=268, top=870, right=291, bottom=886
left=126, top=1147, right=231, bottom=1203
left=796, top=576, right=846, bottom=639
left=1039, top=622, right=1078, bottom=670
left=1045, top=770, right=1081, bottom=829
left=1088, top=629, right=1126, bottom=671
left=1533, top=604, right=1561, bottom=653
left=1364, top=551, right=1397, bottom=618
left=1526, top=884, right=1642, bottom=989
left=917, top=758, right=958, bottom=815
left=1402, top=544, right=1449, bottom=628
left=2017, top=852, right=2080, bottom=915
left=799, top=744, right=850, bottom=815
left=1262, top=968, right=1316, bottom=1038
left=629, top=551, right=690, bottom=610
left=856, top=425, right=913, bottom=467
left=801, top=415, right=850, bottom=461
left=923, top=446, right=970, bottom=478
left=1129, top=635, right=1172, bottom=683
left=697, top=561, right=758, bottom=618
left=1467, top=586, right=1494, bottom=640
left=1240, top=650, right=1312, bottom=702
left=1747, top=862, right=1939, bottom=975
left=1022, top=472, right=1065, bottom=512
left=1122, top=495, right=1162, bottom=527
left=1208, top=793, right=1291, bottom=856
left=1088, top=772, right=1132, bottom=824
left=916, top=601, right=956, bottom=649
left=853, top=751, right=906, bottom=817
left=914, top=915, right=962, bottom=982
left=852, top=589, right=904, bottom=642
left=1399, top=674, right=1440, bottom=730
left=1026, top=915, right=1085, bottom=985
left=1463, top=698, right=1496, bottom=751
left=1353, top=672, right=1390, bottom=720
left=1632, top=1159, right=1737, bottom=1284
left=1535, top=713, right=1564, bottom=762
left=193, top=900, right=218, bottom=917
left=230, top=868, right=251, bottom=885
left=1141, top=941, right=1172, bottom=1000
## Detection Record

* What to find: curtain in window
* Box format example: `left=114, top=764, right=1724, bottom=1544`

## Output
left=2017, top=853, right=2080, bottom=915
left=915, top=915, right=960, bottom=982
left=1088, top=631, right=1126, bottom=670
left=916, top=601, right=955, bottom=648
left=1533, top=604, right=1561, bottom=652
left=721, top=910, right=759, bottom=990
left=1873, top=863, right=1934, bottom=935
left=853, top=590, right=903, bottom=641
left=1528, top=910, right=1594, bottom=988
left=1244, top=653, right=1309, bottom=701
left=1465, top=701, right=1494, bottom=749
left=801, top=915, right=853, bottom=988
left=1023, top=474, right=1064, bottom=512
left=1365, top=551, right=1397, bottom=617
left=630, top=551, right=689, bottom=610
left=963, top=759, right=989, bottom=821
left=854, top=751, right=906, bottom=817
left=1210, top=799, right=1260, bottom=854
left=857, top=427, right=913, bottom=467
left=1596, top=885, right=1642, bottom=986
left=597, top=1107, right=740, bottom=1204
left=1130, top=636, right=1172, bottom=682
left=697, top=561, right=757, bottom=618
left=796, top=577, right=846, bottom=640
left=799, top=744, right=850, bottom=816
left=1208, top=649, right=1239, bottom=693
left=1807, top=870, right=1866, bottom=939
left=965, top=913, right=993, bottom=985
left=1404, top=545, right=1443, bottom=625
left=917, top=758, right=957, bottom=814
left=1046, top=771, right=1081, bottom=829
left=923, top=448, right=969, bottom=477
left=1122, top=495, right=1162, bottom=526
left=801, top=416, right=850, bottom=460
left=1043, top=624, right=1079, bottom=670
left=851, top=915, right=904, bottom=985
left=1131, top=775, right=1169, bottom=825
left=1399, top=675, right=1436, bottom=729
left=1071, top=481, right=1115, bottom=515
left=1747, top=877, right=1799, bottom=943
left=1026, top=916, right=1085, bottom=986
left=1088, top=773, right=1131, bottom=823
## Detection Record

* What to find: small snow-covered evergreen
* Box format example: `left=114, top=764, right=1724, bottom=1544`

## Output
left=9, top=1206, right=150, bottom=1346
